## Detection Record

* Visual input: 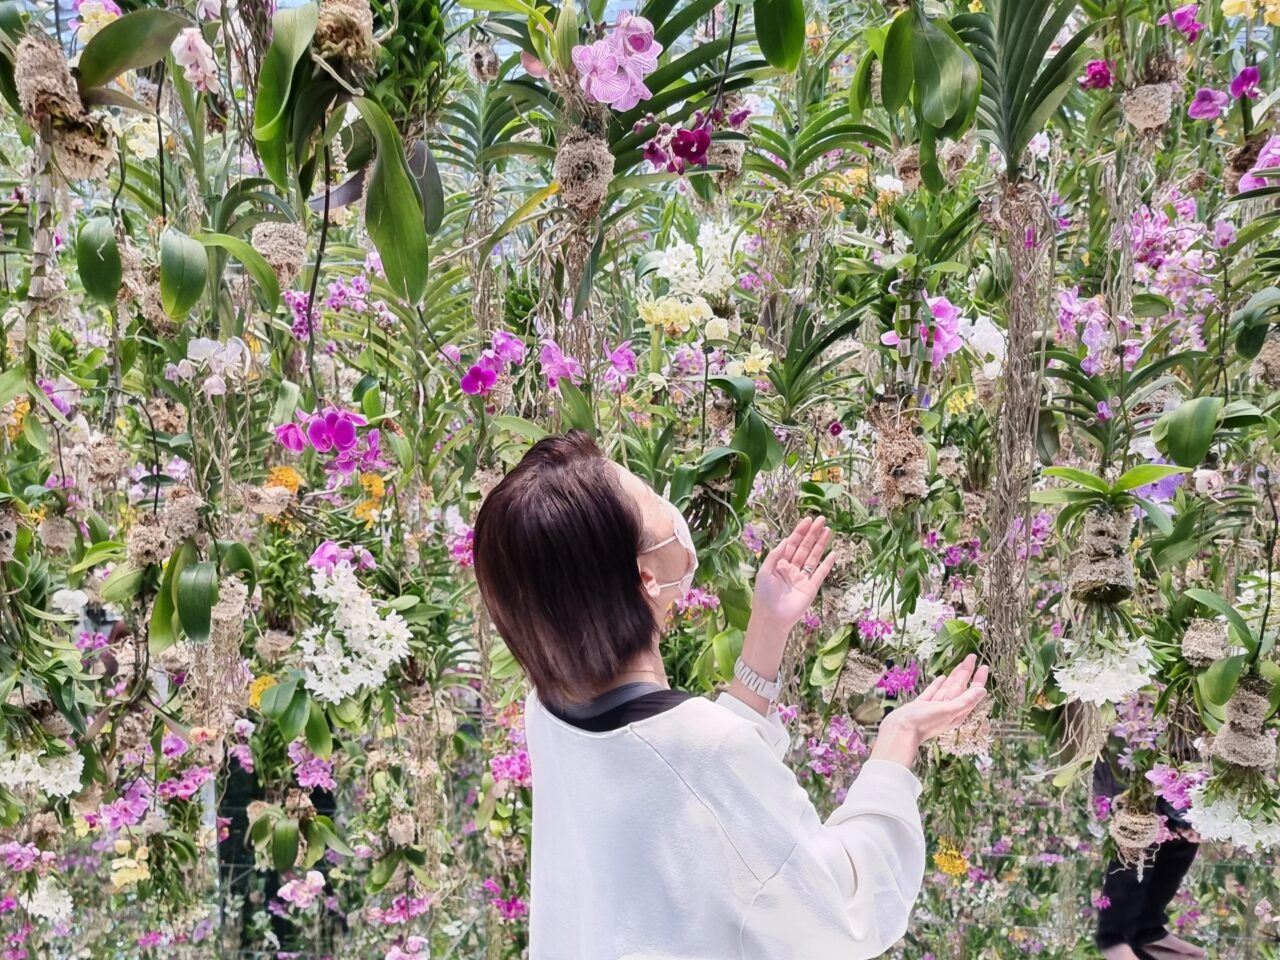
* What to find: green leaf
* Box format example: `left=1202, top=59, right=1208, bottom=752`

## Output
left=557, top=380, right=596, bottom=433
left=352, top=97, right=430, bottom=305
left=1113, top=464, right=1190, bottom=492
left=195, top=232, right=281, bottom=313
left=1042, top=466, right=1110, bottom=493
left=0, top=366, right=23, bottom=410
left=149, top=538, right=194, bottom=654
left=159, top=229, right=208, bottom=319
left=100, top=564, right=143, bottom=604
left=1134, top=497, right=1174, bottom=536
left=253, top=2, right=319, bottom=188
left=176, top=560, right=219, bottom=644
left=75, top=10, right=188, bottom=90
left=412, top=144, right=445, bottom=237
left=1155, top=397, right=1223, bottom=468
left=912, top=11, right=964, bottom=127
left=216, top=540, right=258, bottom=598
left=304, top=700, right=333, bottom=758
left=272, top=818, right=300, bottom=873
left=259, top=675, right=299, bottom=720
left=1202, top=654, right=1246, bottom=706
left=279, top=687, right=310, bottom=742
left=490, top=415, right=549, bottom=443
left=753, top=0, right=805, bottom=72
left=76, top=217, right=122, bottom=303
left=880, top=11, right=914, bottom=112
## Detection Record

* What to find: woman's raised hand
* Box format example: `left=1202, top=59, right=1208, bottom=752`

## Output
left=752, top=516, right=836, bottom=631
left=882, top=655, right=990, bottom=744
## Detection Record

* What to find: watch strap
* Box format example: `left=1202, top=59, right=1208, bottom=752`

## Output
left=734, top=656, right=782, bottom=701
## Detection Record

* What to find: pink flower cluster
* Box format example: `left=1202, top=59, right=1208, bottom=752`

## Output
left=1128, top=189, right=1217, bottom=346
left=876, top=662, right=920, bottom=698
left=171, top=28, right=221, bottom=94
left=288, top=740, right=337, bottom=792
left=1157, top=3, right=1203, bottom=41
left=539, top=339, right=584, bottom=391
left=0, top=843, right=54, bottom=873
left=1079, top=60, right=1113, bottom=90
left=278, top=870, right=326, bottom=910
left=367, top=892, right=433, bottom=926
left=86, top=779, right=152, bottom=830
left=1145, top=764, right=1208, bottom=812
left=459, top=330, right=527, bottom=396
left=805, top=715, right=868, bottom=783
left=386, top=937, right=429, bottom=960
left=881, top=296, right=965, bottom=367
left=481, top=877, right=529, bottom=922
left=308, top=540, right=376, bottom=574
left=1240, top=135, right=1280, bottom=192
left=572, top=13, right=663, bottom=112
left=641, top=103, right=751, bottom=174
left=1057, top=288, right=1142, bottom=374
left=156, top=766, right=213, bottom=801
left=276, top=406, right=388, bottom=477
left=674, top=586, right=719, bottom=614
left=602, top=340, right=637, bottom=393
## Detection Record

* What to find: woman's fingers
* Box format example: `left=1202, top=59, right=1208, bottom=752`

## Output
left=797, top=524, right=832, bottom=575
left=807, top=551, right=837, bottom=588
left=916, top=675, right=946, bottom=703
left=790, top=515, right=825, bottom=569
left=970, top=664, right=990, bottom=692
left=937, top=654, right=978, bottom=701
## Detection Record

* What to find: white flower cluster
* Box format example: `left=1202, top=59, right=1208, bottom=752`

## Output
left=1187, top=784, right=1280, bottom=852
left=957, top=315, right=1007, bottom=379
left=21, top=876, right=73, bottom=923
left=902, top=596, right=955, bottom=661
left=167, top=336, right=253, bottom=397
left=0, top=749, right=84, bottom=797
left=297, top=562, right=412, bottom=703
left=1055, top=635, right=1155, bottom=705
left=654, top=222, right=738, bottom=301
left=833, top=578, right=954, bottom=659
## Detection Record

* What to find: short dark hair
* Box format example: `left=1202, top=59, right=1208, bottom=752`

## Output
left=473, top=431, right=657, bottom=710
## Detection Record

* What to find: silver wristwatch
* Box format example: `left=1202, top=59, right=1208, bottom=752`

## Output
left=734, top=656, right=782, bottom=701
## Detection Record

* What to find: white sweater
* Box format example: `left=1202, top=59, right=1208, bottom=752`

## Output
left=524, top=690, right=926, bottom=960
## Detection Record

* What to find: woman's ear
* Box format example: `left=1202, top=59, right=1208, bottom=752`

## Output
left=637, top=563, right=661, bottom=600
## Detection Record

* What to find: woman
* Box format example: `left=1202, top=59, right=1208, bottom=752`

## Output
left=474, top=431, right=989, bottom=959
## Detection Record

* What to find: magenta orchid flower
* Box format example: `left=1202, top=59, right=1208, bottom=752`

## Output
left=306, top=407, right=366, bottom=453
left=275, top=422, right=307, bottom=453
left=1231, top=66, right=1261, bottom=100
left=460, top=363, right=498, bottom=395
left=1157, top=3, right=1203, bottom=41
left=539, top=339, right=584, bottom=390
left=491, top=330, right=527, bottom=365
left=1079, top=60, right=1114, bottom=90
left=603, top=340, right=637, bottom=393
left=1187, top=87, right=1229, bottom=120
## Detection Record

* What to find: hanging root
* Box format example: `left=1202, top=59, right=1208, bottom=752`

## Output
left=983, top=180, right=1053, bottom=701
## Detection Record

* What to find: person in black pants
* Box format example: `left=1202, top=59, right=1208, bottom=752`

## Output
left=1094, top=763, right=1205, bottom=960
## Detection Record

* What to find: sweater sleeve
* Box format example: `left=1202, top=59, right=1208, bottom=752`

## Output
left=695, top=716, right=926, bottom=960
left=713, top=691, right=790, bottom=760
left=742, top=759, right=926, bottom=959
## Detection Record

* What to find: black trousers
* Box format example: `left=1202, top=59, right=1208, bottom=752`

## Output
left=1095, top=835, right=1200, bottom=949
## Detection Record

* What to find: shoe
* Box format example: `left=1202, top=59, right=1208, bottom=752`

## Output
left=1134, top=934, right=1206, bottom=960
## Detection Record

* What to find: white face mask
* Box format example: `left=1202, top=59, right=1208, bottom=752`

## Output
left=639, top=497, right=698, bottom=598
